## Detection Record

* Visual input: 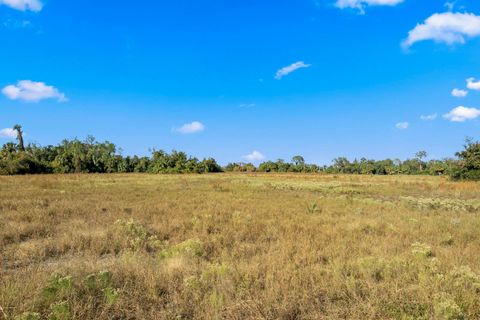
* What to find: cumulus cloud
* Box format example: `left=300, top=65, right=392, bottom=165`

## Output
left=0, top=0, right=43, bottom=12
left=466, top=77, right=480, bottom=90
left=395, top=122, right=409, bottom=130
left=335, top=0, right=403, bottom=14
left=402, top=12, right=480, bottom=49
left=275, top=61, right=311, bottom=80
left=175, top=121, right=205, bottom=134
left=443, top=106, right=480, bottom=122
left=451, top=88, right=468, bottom=97
left=420, top=113, right=438, bottom=121
left=0, top=128, right=16, bottom=139
left=2, top=80, right=67, bottom=102
left=243, top=151, right=266, bottom=162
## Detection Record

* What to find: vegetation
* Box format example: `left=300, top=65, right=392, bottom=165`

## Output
left=0, top=125, right=479, bottom=180
left=1, top=174, right=479, bottom=319
left=451, top=139, right=480, bottom=181
left=0, top=126, right=222, bottom=175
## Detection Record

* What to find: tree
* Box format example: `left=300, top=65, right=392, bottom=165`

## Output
left=13, top=124, right=25, bottom=152
left=291, top=155, right=306, bottom=172
left=415, top=150, right=428, bottom=172
left=451, top=139, right=480, bottom=181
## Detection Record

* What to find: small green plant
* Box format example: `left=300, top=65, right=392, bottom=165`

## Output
left=43, top=275, right=72, bottom=299
left=16, top=271, right=121, bottom=319
left=411, top=242, right=434, bottom=258
left=158, top=239, right=204, bottom=260
left=84, top=274, right=97, bottom=291
left=98, top=270, right=113, bottom=287
left=103, top=287, right=120, bottom=305
left=48, top=301, right=71, bottom=320
left=209, top=290, right=225, bottom=310
left=434, top=296, right=464, bottom=320
left=307, top=202, right=318, bottom=214
left=15, top=312, right=41, bottom=320
left=450, top=266, right=480, bottom=292
left=115, top=219, right=162, bottom=252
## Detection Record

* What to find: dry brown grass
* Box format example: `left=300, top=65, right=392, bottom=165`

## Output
left=1, top=173, right=480, bottom=319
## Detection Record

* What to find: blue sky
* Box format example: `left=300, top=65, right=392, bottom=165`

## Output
left=1, top=0, right=480, bottom=165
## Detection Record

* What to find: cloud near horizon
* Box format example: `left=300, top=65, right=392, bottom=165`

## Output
left=243, top=151, right=266, bottom=162
left=402, top=12, right=480, bottom=49
left=0, top=128, right=17, bottom=139
left=174, top=121, right=205, bottom=134
left=2, top=80, right=67, bottom=103
left=443, top=106, right=480, bottom=122
left=0, top=0, right=43, bottom=12
left=275, top=62, right=311, bottom=80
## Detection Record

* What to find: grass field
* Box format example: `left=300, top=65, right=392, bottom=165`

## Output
left=1, top=174, right=480, bottom=319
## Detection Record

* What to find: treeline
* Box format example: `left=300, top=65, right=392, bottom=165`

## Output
left=0, top=127, right=221, bottom=175
left=226, top=143, right=480, bottom=181
left=1, top=125, right=479, bottom=180
left=225, top=155, right=457, bottom=176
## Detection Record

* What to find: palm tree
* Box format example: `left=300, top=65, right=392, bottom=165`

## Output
left=13, top=124, right=25, bottom=151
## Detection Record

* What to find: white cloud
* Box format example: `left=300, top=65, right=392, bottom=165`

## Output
left=451, top=88, right=468, bottom=97
left=420, top=113, right=438, bottom=121
left=395, top=122, right=409, bottom=130
left=402, top=12, right=480, bottom=49
left=0, top=0, right=43, bottom=12
left=2, top=80, right=67, bottom=103
left=0, top=128, right=16, bottom=139
left=243, top=151, right=266, bottom=162
left=443, top=106, right=480, bottom=122
left=275, top=61, right=311, bottom=80
left=335, top=0, right=403, bottom=14
left=466, top=77, right=480, bottom=90
left=175, top=121, right=205, bottom=134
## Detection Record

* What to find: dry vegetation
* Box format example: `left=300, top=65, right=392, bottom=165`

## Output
left=1, top=173, right=480, bottom=319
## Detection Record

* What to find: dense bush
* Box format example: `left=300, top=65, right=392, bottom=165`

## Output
left=451, top=139, right=480, bottom=181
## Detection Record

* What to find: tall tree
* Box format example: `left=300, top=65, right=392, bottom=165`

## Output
left=415, top=150, right=428, bottom=172
left=13, top=124, right=25, bottom=152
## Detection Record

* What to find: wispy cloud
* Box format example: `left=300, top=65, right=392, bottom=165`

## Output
left=395, top=122, right=409, bottom=130
left=0, top=128, right=16, bottom=138
left=174, top=121, right=205, bottom=134
left=275, top=61, right=311, bottom=80
left=466, top=77, right=480, bottom=90
left=443, top=106, right=480, bottom=122
left=402, top=12, right=480, bottom=49
left=420, top=113, right=438, bottom=121
left=451, top=88, right=468, bottom=98
left=2, top=80, right=67, bottom=103
left=335, top=0, right=403, bottom=14
left=444, top=1, right=455, bottom=11
left=0, top=0, right=43, bottom=12
left=243, top=151, right=265, bottom=162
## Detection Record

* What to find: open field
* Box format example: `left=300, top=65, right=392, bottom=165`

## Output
left=1, top=174, right=480, bottom=319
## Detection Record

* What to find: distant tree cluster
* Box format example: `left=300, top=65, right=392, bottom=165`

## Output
left=1, top=125, right=479, bottom=180
left=0, top=125, right=222, bottom=175
left=225, top=153, right=458, bottom=176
